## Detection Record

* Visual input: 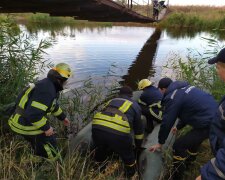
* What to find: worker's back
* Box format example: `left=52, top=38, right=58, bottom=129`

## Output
left=92, top=94, right=143, bottom=136
left=163, top=81, right=217, bottom=128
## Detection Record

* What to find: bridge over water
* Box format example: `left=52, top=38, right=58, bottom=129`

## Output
left=0, top=0, right=155, bottom=23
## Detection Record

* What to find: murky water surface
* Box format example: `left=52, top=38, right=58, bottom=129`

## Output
left=20, top=24, right=225, bottom=89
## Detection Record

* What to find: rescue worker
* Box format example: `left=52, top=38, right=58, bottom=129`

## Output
left=8, top=63, right=71, bottom=160
left=152, top=0, right=159, bottom=20
left=159, top=0, right=167, bottom=9
left=149, top=77, right=217, bottom=180
left=138, top=79, right=163, bottom=133
left=92, top=86, right=144, bottom=178
left=198, top=48, right=225, bottom=180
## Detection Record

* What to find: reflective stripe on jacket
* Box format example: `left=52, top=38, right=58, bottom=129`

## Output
left=138, top=85, right=163, bottom=120
left=201, top=148, right=225, bottom=180
left=92, top=95, right=144, bottom=140
left=8, top=78, right=66, bottom=135
left=138, top=99, right=162, bottom=120
left=158, top=81, right=217, bottom=144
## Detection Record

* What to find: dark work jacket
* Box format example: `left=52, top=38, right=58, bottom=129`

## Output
left=139, top=85, right=163, bottom=106
left=158, top=81, right=217, bottom=144
left=92, top=95, right=144, bottom=146
left=201, top=96, right=225, bottom=180
left=13, top=77, right=66, bottom=132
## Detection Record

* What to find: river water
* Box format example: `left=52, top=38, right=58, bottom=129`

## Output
left=20, top=24, right=225, bottom=89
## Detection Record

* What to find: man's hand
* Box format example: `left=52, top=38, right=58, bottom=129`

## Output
left=149, top=143, right=162, bottom=152
left=171, top=127, right=177, bottom=135
left=45, top=127, right=54, bottom=136
left=63, top=118, right=70, bottom=126
left=196, top=175, right=201, bottom=180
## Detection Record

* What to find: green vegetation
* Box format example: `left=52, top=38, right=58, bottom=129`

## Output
left=0, top=13, right=113, bottom=37
left=0, top=17, right=52, bottom=133
left=159, top=6, right=225, bottom=30
left=0, top=135, right=115, bottom=179
left=0, top=17, right=52, bottom=106
left=6, top=13, right=113, bottom=27
left=1, top=6, right=225, bottom=179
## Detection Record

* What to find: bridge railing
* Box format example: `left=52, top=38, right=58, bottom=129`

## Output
left=113, top=0, right=153, bottom=17
left=113, top=0, right=169, bottom=18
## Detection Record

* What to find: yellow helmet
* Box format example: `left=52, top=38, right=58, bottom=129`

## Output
left=52, top=63, right=72, bottom=79
left=138, top=79, right=152, bottom=90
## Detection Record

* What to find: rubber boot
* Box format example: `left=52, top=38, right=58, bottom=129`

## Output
left=186, top=150, right=197, bottom=168
left=124, top=162, right=137, bottom=179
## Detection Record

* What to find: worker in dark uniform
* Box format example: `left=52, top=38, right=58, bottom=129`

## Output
left=92, top=86, right=144, bottom=178
left=152, top=0, right=159, bottom=20
left=8, top=63, right=72, bottom=160
left=150, top=77, right=217, bottom=180
left=138, top=79, right=163, bottom=134
left=198, top=48, right=225, bottom=180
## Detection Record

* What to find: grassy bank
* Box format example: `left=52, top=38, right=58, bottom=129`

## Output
left=0, top=13, right=113, bottom=27
left=159, top=5, right=225, bottom=30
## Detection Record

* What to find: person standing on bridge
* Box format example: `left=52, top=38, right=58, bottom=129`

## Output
left=149, top=78, right=217, bottom=180
left=8, top=63, right=72, bottom=160
left=152, top=0, right=159, bottom=20
left=92, top=86, right=144, bottom=178
left=197, top=48, right=225, bottom=180
left=137, top=79, right=163, bottom=134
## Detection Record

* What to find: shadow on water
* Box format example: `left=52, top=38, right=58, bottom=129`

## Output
left=121, top=28, right=162, bottom=90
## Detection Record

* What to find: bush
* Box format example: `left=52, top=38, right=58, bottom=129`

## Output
left=0, top=17, right=52, bottom=106
left=0, top=17, right=52, bottom=134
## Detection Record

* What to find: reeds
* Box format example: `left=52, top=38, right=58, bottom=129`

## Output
left=0, top=17, right=52, bottom=106
left=162, top=38, right=225, bottom=101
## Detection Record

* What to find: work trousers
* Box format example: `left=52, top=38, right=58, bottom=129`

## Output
left=140, top=104, right=161, bottom=134
left=153, top=8, right=159, bottom=20
left=173, top=127, right=209, bottom=158
left=92, top=128, right=136, bottom=177
left=23, top=133, right=58, bottom=159
left=172, top=127, right=209, bottom=180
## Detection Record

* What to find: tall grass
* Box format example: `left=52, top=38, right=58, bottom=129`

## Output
left=0, top=17, right=52, bottom=106
left=159, top=6, right=225, bottom=30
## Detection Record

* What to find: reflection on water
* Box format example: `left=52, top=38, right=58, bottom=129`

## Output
left=164, top=27, right=225, bottom=40
left=20, top=23, right=225, bottom=89
left=122, top=28, right=162, bottom=89
left=23, top=22, right=112, bottom=38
